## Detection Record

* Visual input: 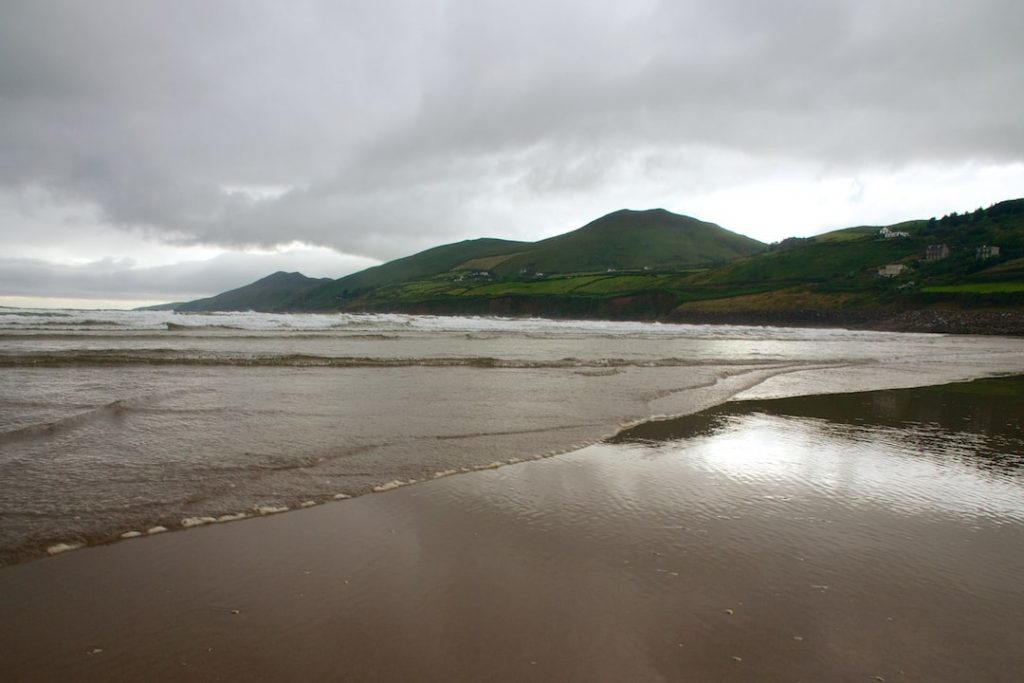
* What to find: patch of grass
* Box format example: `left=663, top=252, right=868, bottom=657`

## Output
left=691, top=238, right=920, bottom=288
left=455, top=253, right=521, bottom=271
left=921, top=282, right=1024, bottom=294
left=570, top=274, right=676, bottom=295
left=461, top=279, right=596, bottom=296
left=813, top=227, right=877, bottom=242
left=673, top=288, right=860, bottom=313
left=976, top=257, right=1024, bottom=277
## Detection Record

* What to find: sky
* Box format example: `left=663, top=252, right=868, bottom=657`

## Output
left=2, top=0, right=1023, bottom=308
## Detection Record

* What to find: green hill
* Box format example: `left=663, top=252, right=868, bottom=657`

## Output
left=691, top=199, right=1024, bottom=292
left=491, top=209, right=763, bottom=276
left=293, top=238, right=530, bottom=310
left=662, top=198, right=1024, bottom=330
left=290, top=209, right=761, bottom=310
left=339, top=199, right=1024, bottom=332
left=165, top=271, right=330, bottom=312
left=150, top=199, right=1024, bottom=332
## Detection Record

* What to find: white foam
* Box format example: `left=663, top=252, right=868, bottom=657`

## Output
left=433, top=469, right=458, bottom=479
left=120, top=531, right=143, bottom=539
left=146, top=526, right=168, bottom=534
left=255, top=505, right=289, bottom=515
left=373, top=479, right=417, bottom=492
left=2, top=307, right=893, bottom=339
left=333, top=493, right=351, bottom=500
left=299, top=500, right=316, bottom=508
left=217, top=512, right=248, bottom=522
left=181, top=516, right=217, bottom=528
left=46, top=542, right=83, bottom=555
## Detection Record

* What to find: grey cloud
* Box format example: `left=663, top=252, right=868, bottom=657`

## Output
left=0, top=250, right=375, bottom=302
left=1, top=0, right=1022, bottom=264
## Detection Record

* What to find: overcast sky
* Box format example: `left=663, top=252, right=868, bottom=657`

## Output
left=2, top=0, right=1023, bottom=307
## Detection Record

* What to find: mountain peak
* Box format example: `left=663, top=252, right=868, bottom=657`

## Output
left=261, top=270, right=306, bottom=280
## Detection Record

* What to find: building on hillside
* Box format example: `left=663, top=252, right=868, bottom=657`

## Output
left=879, top=227, right=910, bottom=238
left=925, top=244, right=950, bottom=262
left=976, top=245, right=1001, bottom=260
left=878, top=264, right=907, bottom=278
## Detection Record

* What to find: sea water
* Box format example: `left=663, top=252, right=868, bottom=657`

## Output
left=1, top=307, right=1022, bottom=565
left=2, top=378, right=1022, bottom=681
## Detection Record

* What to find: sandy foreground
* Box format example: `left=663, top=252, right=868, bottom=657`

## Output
left=2, top=418, right=1022, bottom=682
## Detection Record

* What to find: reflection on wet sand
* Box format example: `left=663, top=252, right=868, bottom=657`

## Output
left=614, top=375, right=1024, bottom=473
left=2, top=376, right=1023, bottom=681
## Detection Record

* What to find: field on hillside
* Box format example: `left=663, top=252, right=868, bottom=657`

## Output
left=922, top=282, right=1024, bottom=294
left=345, top=199, right=1024, bottom=321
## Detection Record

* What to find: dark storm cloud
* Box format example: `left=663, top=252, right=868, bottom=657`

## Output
left=1, top=0, right=1022, bottom=263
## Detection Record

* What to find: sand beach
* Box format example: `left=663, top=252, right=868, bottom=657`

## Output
left=3, top=373, right=1024, bottom=682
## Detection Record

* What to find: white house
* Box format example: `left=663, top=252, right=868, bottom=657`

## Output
left=879, top=227, right=910, bottom=239
left=878, top=264, right=907, bottom=277
left=976, top=245, right=1001, bottom=260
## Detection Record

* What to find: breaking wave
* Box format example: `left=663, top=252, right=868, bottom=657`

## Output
left=0, top=349, right=765, bottom=369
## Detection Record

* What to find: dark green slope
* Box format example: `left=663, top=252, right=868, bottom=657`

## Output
left=490, top=209, right=765, bottom=276
left=148, top=200, right=1024, bottom=331
left=340, top=199, right=1024, bottom=333
left=294, top=238, right=530, bottom=310
left=170, top=271, right=330, bottom=312
left=692, top=198, right=1024, bottom=291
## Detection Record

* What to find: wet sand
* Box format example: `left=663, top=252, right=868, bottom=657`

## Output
left=3, top=379, right=1023, bottom=682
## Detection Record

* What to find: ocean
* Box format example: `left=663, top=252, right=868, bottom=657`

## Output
left=2, top=307, right=1023, bottom=566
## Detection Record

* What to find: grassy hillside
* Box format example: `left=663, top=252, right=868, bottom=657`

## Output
left=490, top=209, right=764, bottom=276
left=340, top=198, right=1024, bottom=332
left=168, top=271, right=331, bottom=312
left=667, top=198, right=1024, bottom=320
left=154, top=199, right=1024, bottom=332
left=291, top=209, right=764, bottom=310
left=294, top=238, right=529, bottom=310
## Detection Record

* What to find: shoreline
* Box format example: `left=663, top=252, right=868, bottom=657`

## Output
left=9, top=362, right=817, bottom=567
left=341, top=298, right=1024, bottom=336
left=2, top=375, right=1022, bottom=681
left=7, top=369, right=1019, bottom=569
